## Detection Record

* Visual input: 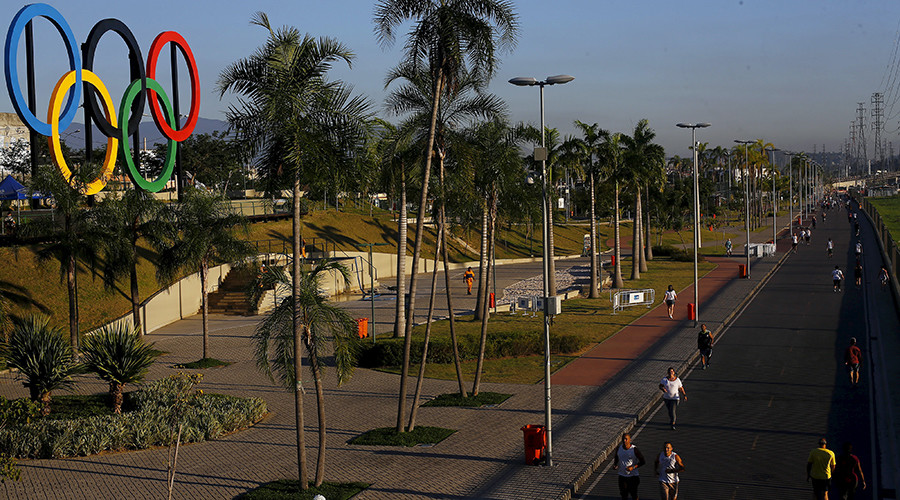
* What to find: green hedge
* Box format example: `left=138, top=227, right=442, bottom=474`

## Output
left=0, top=379, right=267, bottom=459
left=652, top=244, right=702, bottom=262
left=358, top=330, right=588, bottom=368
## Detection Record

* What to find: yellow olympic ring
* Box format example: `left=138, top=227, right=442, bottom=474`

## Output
left=48, top=70, right=118, bottom=195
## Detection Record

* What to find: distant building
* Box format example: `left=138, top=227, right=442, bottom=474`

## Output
left=0, top=112, right=28, bottom=149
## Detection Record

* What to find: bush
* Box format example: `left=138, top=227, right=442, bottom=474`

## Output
left=0, top=377, right=267, bottom=459
left=358, top=330, right=588, bottom=368
left=652, top=244, right=702, bottom=262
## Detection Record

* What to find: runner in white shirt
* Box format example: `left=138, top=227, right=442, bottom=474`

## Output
left=613, top=433, right=646, bottom=500
left=833, top=265, right=844, bottom=292
left=826, top=238, right=834, bottom=258
left=664, top=285, right=677, bottom=319
left=658, top=367, right=687, bottom=429
left=655, top=442, right=685, bottom=500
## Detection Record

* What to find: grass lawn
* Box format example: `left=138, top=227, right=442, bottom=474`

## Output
left=421, top=391, right=511, bottom=407
left=378, top=256, right=715, bottom=384
left=349, top=426, right=456, bottom=447
left=868, top=196, right=900, bottom=242
left=238, top=480, right=369, bottom=500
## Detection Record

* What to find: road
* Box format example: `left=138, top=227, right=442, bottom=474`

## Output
left=578, top=200, right=887, bottom=499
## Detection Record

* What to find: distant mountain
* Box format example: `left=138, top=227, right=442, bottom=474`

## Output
left=60, top=117, right=230, bottom=150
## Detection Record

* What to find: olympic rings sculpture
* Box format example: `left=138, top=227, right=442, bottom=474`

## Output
left=4, top=3, right=199, bottom=194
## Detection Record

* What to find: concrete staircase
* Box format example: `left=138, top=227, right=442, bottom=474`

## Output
left=207, top=268, right=258, bottom=315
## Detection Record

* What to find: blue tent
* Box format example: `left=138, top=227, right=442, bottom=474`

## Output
left=0, top=175, right=29, bottom=200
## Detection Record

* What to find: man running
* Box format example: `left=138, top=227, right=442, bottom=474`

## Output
left=854, top=262, right=863, bottom=288
left=725, top=238, right=733, bottom=257
left=845, top=337, right=862, bottom=386
left=697, top=324, right=714, bottom=370
left=807, top=438, right=837, bottom=500
left=855, top=241, right=862, bottom=259
left=463, top=267, right=475, bottom=295
left=792, top=233, right=799, bottom=253
left=833, top=265, right=844, bottom=292
left=881, top=266, right=890, bottom=290
left=826, top=238, right=834, bottom=258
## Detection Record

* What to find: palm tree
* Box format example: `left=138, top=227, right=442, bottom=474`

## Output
left=81, top=323, right=158, bottom=414
left=218, top=13, right=369, bottom=490
left=2, top=315, right=82, bottom=416
left=598, top=132, right=626, bottom=288
left=383, top=63, right=506, bottom=427
left=155, top=187, right=255, bottom=361
left=252, top=259, right=358, bottom=487
left=567, top=121, right=609, bottom=298
left=93, top=189, right=165, bottom=333
left=622, top=119, right=665, bottom=279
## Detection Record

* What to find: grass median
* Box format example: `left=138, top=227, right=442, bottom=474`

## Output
left=377, top=256, right=716, bottom=385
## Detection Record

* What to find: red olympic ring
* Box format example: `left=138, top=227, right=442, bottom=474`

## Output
left=146, top=31, right=200, bottom=142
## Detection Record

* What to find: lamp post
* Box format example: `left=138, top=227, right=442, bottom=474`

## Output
left=509, top=74, right=574, bottom=467
left=767, top=147, right=779, bottom=245
left=784, top=152, right=797, bottom=237
left=735, top=140, right=753, bottom=277
left=677, top=123, right=709, bottom=326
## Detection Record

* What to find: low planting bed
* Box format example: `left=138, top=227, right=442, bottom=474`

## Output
left=0, top=377, right=267, bottom=459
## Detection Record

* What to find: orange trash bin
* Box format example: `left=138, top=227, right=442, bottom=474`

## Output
left=739, top=264, right=747, bottom=278
left=688, top=303, right=696, bottom=321
left=356, top=318, right=368, bottom=338
left=521, top=424, right=546, bottom=465
left=489, top=292, right=496, bottom=308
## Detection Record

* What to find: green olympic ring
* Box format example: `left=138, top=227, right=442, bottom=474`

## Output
left=119, top=78, right=177, bottom=192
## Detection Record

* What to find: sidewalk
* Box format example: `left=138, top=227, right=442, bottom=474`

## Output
left=0, top=227, right=789, bottom=500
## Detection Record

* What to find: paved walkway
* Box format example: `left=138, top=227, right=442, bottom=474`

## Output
left=0, top=218, right=849, bottom=499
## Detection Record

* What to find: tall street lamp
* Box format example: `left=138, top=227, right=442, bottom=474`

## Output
left=677, top=122, right=710, bottom=326
left=784, top=152, right=797, bottom=237
left=735, top=140, right=753, bottom=277
left=509, top=74, right=574, bottom=467
left=767, top=147, right=779, bottom=245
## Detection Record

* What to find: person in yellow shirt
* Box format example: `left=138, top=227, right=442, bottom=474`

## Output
left=463, top=267, right=475, bottom=295
left=807, top=437, right=836, bottom=500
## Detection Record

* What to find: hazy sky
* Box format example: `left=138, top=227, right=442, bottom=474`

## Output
left=2, top=0, right=898, bottom=158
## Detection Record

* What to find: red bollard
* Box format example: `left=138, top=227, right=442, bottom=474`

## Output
left=489, top=292, right=496, bottom=308
left=611, top=255, right=616, bottom=266
left=688, top=303, right=696, bottom=321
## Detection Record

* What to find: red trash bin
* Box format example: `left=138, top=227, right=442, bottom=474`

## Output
left=739, top=264, right=747, bottom=278
left=356, top=318, right=368, bottom=339
left=489, top=292, right=496, bottom=308
left=521, top=424, right=546, bottom=465
left=688, top=303, right=696, bottom=321
left=611, top=255, right=616, bottom=266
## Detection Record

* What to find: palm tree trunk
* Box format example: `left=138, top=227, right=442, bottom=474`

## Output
left=110, top=381, right=124, bottom=414
left=613, top=182, right=624, bottom=288
left=630, top=191, right=641, bottom=280
left=474, top=204, right=489, bottom=320
left=130, top=253, right=141, bottom=334
left=200, top=259, right=209, bottom=360
left=637, top=190, right=647, bottom=273
left=440, top=205, right=467, bottom=397
left=645, top=186, right=654, bottom=261
left=67, top=253, right=78, bottom=350
left=472, top=190, right=497, bottom=395
left=394, top=170, right=407, bottom=338
left=307, top=337, right=326, bottom=487
left=408, top=225, right=442, bottom=432
left=397, top=68, right=443, bottom=433
left=292, top=176, right=308, bottom=489
left=589, top=174, right=599, bottom=298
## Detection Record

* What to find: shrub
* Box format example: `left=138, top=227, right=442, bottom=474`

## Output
left=358, top=331, right=589, bottom=368
left=652, top=244, right=700, bottom=262
left=0, top=377, right=267, bottom=459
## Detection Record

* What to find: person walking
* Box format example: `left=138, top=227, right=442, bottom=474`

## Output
left=613, top=432, right=646, bottom=500
left=697, top=324, right=714, bottom=369
left=854, top=261, right=863, bottom=288
left=659, top=367, right=687, bottom=429
left=807, top=437, right=836, bottom=500
left=725, top=238, right=733, bottom=257
left=826, top=238, right=834, bottom=258
left=805, top=227, right=812, bottom=245
left=833, top=442, right=866, bottom=500
left=654, top=442, right=684, bottom=500
left=855, top=241, right=862, bottom=259
left=844, top=337, right=862, bottom=387
left=880, top=266, right=890, bottom=290
left=833, top=266, right=844, bottom=292
left=792, top=233, right=799, bottom=253
left=463, top=267, right=475, bottom=295
left=664, top=285, right=677, bottom=319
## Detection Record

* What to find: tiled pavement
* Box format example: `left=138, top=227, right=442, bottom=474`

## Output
left=0, top=226, right=790, bottom=500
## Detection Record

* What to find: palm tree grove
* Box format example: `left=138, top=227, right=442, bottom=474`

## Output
left=0, top=1, right=884, bottom=499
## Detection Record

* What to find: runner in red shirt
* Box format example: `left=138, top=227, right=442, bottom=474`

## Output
left=844, top=337, right=862, bottom=386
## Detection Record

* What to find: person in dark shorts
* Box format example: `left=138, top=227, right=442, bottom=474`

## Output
left=697, top=324, right=714, bottom=369
left=807, top=438, right=836, bottom=500
left=854, top=261, right=863, bottom=288
left=844, top=337, right=862, bottom=386
left=833, top=265, right=844, bottom=292
left=613, top=432, right=646, bottom=500
left=664, top=285, right=677, bottom=319
left=834, top=442, right=866, bottom=500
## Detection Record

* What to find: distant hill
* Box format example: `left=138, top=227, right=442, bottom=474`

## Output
left=61, top=117, right=230, bottom=150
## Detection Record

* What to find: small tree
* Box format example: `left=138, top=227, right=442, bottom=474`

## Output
left=81, top=323, right=158, bottom=414
left=2, top=315, right=82, bottom=415
left=0, top=396, right=39, bottom=482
